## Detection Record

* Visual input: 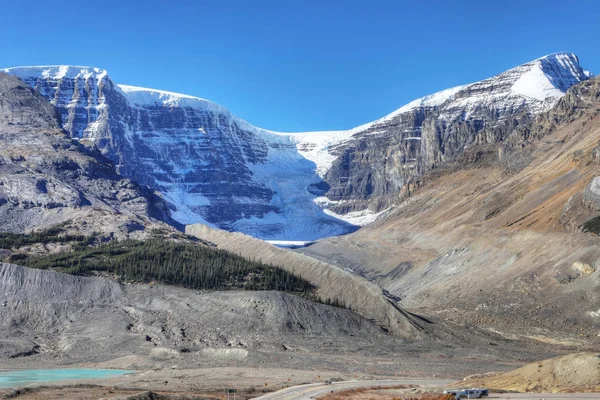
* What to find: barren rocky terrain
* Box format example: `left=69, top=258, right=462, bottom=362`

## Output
left=0, top=263, right=557, bottom=371
left=459, top=352, right=600, bottom=393
left=0, top=261, right=568, bottom=399
left=297, top=77, right=600, bottom=348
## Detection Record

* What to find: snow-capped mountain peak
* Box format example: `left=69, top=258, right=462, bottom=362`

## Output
left=289, top=52, right=589, bottom=180
left=2, top=65, right=108, bottom=81
left=511, top=52, right=587, bottom=101
left=1, top=53, right=590, bottom=240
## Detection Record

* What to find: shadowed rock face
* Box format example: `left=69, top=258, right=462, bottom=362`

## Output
left=2, top=53, right=589, bottom=238
left=0, top=74, right=61, bottom=133
left=0, top=72, right=173, bottom=236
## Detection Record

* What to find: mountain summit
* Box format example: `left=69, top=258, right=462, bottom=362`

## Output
left=2, top=53, right=590, bottom=240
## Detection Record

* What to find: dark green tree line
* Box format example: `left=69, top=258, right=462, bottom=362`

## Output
left=20, top=238, right=315, bottom=294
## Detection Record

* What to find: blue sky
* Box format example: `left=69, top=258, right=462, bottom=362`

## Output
left=2, top=0, right=598, bottom=132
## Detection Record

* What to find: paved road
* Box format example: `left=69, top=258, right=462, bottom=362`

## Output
left=490, top=395, right=600, bottom=399
left=250, top=378, right=454, bottom=400
left=251, top=380, right=600, bottom=400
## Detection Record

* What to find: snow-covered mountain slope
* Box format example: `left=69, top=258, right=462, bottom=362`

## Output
left=2, top=52, right=590, bottom=240
left=1, top=65, right=357, bottom=240
left=312, top=52, right=590, bottom=210
left=292, top=53, right=589, bottom=185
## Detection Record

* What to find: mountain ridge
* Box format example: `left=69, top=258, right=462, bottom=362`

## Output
left=2, top=52, right=589, bottom=240
left=4, top=52, right=587, bottom=136
left=297, top=75, right=600, bottom=343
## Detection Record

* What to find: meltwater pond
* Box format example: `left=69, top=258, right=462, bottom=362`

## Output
left=0, top=369, right=133, bottom=388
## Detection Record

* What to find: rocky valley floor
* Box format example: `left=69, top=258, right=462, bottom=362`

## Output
left=0, top=263, right=592, bottom=399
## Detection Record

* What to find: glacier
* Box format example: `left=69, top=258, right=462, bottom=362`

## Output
left=1, top=52, right=590, bottom=240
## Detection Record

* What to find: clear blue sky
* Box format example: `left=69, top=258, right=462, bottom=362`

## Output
left=2, top=0, right=598, bottom=132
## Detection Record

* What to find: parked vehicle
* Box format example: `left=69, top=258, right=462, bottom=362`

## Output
left=443, top=388, right=488, bottom=399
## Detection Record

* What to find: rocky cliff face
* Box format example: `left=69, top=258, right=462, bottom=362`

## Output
left=0, top=72, right=172, bottom=237
left=3, top=53, right=589, bottom=239
left=320, top=53, right=590, bottom=211
left=3, top=66, right=355, bottom=240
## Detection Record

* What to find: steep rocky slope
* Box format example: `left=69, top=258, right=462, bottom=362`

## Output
left=321, top=53, right=590, bottom=212
left=0, top=72, right=173, bottom=237
left=0, top=262, right=381, bottom=362
left=298, top=76, right=600, bottom=345
left=185, top=224, right=430, bottom=339
left=3, top=53, right=589, bottom=240
left=459, top=353, right=600, bottom=392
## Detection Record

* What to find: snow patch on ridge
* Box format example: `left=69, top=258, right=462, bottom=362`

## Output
left=511, top=53, right=585, bottom=101
left=324, top=207, right=391, bottom=226
left=2, top=65, right=108, bottom=81
left=314, top=196, right=392, bottom=226
left=382, top=85, right=467, bottom=120
left=292, top=130, right=356, bottom=177
left=511, top=63, right=564, bottom=101
left=118, top=84, right=226, bottom=113
left=162, top=189, right=215, bottom=228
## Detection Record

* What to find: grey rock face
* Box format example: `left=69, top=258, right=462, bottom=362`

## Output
left=323, top=53, right=589, bottom=210
left=2, top=67, right=352, bottom=240
left=4, top=69, right=277, bottom=223
left=2, top=53, right=589, bottom=238
left=39, top=73, right=278, bottom=227
left=584, top=177, right=600, bottom=211
left=0, top=74, right=61, bottom=134
left=119, top=100, right=277, bottom=226
left=0, top=72, right=174, bottom=236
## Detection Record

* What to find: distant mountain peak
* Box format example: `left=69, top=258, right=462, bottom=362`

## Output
left=536, top=51, right=578, bottom=60
left=510, top=52, right=587, bottom=102
left=1, top=65, right=108, bottom=81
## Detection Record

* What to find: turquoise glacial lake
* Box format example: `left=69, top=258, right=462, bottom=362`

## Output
left=0, top=369, right=133, bottom=388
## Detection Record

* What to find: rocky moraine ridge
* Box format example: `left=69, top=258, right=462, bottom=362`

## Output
left=2, top=52, right=590, bottom=240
